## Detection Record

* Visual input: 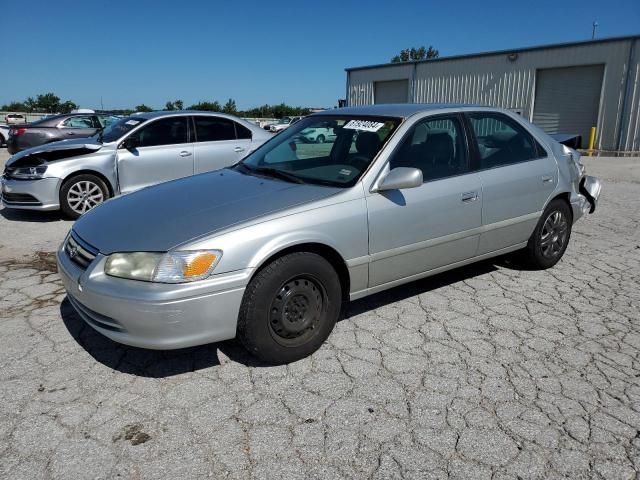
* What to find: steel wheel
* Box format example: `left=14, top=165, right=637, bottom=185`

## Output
left=66, top=180, right=105, bottom=214
left=539, top=210, right=568, bottom=259
left=268, top=275, right=326, bottom=347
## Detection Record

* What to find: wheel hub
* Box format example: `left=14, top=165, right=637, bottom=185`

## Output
left=540, top=210, right=568, bottom=258
left=269, top=277, right=324, bottom=342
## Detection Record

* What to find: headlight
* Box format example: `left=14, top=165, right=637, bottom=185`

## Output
left=10, top=165, right=47, bottom=179
left=104, top=250, right=222, bottom=283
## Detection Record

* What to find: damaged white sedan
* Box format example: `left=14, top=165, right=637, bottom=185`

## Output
left=1, top=111, right=270, bottom=218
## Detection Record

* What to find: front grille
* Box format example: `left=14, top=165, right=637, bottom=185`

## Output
left=64, top=233, right=98, bottom=269
left=1, top=192, right=42, bottom=205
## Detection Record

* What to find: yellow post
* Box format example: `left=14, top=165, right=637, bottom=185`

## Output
left=588, top=126, right=596, bottom=151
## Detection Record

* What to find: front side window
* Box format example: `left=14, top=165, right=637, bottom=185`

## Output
left=468, top=113, right=538, bottom=169
left=236, top=116, right=400, bottom=187
left=194, top=116, right=236, bottom=142
left=97, top=115, right=119, bottom=128
left=62, top=116, right=95, bottom=128
left=132, top=117, right=188, bottom=147
left=389, top=115, right=467, bottom=182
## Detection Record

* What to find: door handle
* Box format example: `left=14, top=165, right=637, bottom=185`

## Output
left=179, top=151, right=192, bottom=157
left=234, top=147, right=245, bottom=153
left=461, top=191, right=479, bottom=203
left=542, top=175, right=554, bottom=183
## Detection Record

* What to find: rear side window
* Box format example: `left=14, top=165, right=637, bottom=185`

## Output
left=390, top=115, right=468, bottom=182
left=194, top=116, right=236, bottom=141
left=468, top=113, right=540, bottom=169
left=236, top=122, right=252, bottom=139
left=62, top=116, right=95, bottom=128
left=134, top=117, right=188, bottom=147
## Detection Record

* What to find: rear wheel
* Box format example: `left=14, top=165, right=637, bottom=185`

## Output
left=60, top=174, right=110, bottom=219
left=519, top=199, right=572, bottom=269
left=316, top=134, right=325, bottom=144
left=237, top=252, right=342, bottom=364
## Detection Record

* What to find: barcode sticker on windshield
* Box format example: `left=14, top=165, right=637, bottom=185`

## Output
left=343, top=120, right=384, bottom=132
left=125, top=120, right=140, bottom=126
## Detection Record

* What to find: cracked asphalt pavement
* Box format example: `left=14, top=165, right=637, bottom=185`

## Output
left=1, top=150, right=639, bottom=479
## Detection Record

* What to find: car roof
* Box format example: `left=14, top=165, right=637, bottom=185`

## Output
left=133, top=110, right=240, bottom=119
left=313, top=103, right=480, bottom=118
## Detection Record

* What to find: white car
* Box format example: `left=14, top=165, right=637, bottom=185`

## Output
left=300, top=126, right=336, bottom=143
left=269, top=116, right=302, bottom=133
left=0, top=125, right=10, bottom=146
left=5, top=113, right=26, bottom=125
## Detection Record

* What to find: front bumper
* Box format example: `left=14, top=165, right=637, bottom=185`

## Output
left=1, top=176, right=61, bottom=210
left=57, top=241, right=250, bottom=350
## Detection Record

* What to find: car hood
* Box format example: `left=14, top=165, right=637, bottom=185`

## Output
left=73, top=169, right=342, bottom=255
left=6, top=137, right=103, bottom=168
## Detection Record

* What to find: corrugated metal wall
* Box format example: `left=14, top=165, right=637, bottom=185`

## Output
left=347, top=38, right=640, bottom=151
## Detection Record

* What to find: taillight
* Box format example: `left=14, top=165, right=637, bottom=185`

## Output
left=11, top=128, right=27, bottom=137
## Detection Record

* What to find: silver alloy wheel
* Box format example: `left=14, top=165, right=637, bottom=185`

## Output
left=66, top=180, right=104, bottom=214
left=540, top=210, right=568, bottom=258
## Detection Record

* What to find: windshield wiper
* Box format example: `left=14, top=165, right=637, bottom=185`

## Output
left=243, top=165, right=306, bottom=184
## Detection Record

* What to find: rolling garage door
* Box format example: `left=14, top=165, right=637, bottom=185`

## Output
left=532, top=65, right=604, bottom=148
left=374, top=79, right=409, bottom=104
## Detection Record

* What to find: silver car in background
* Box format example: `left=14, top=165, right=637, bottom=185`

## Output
left=57, top=104, right=601, bottom=364
left=1, top=111, right=271, bottom=218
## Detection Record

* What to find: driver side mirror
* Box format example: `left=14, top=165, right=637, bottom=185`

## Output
left=122, top=136, right=138, bottom=151
left=376, top=167, right=423, bottom=192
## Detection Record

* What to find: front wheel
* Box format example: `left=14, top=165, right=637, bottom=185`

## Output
left=519, top=199, right=572, bottom=269
left=60, top=174, right=110, bottom=219
left=237, top=252, right=342, bottom=364
left=316, top=134, right=325, bottom=144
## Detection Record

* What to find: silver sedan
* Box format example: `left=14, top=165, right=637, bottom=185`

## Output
left=1, top=111, right=271, bottom=218
left=57, top=104, right=601, bottom=364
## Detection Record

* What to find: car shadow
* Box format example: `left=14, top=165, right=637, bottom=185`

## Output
left=60, top=259, right=500, bottom=376
left=0, top=207, right=68, bottom=223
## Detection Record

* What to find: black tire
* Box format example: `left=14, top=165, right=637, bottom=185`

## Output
left=316, top=134, right=325, bottom=144
left=60, top=174, right=110, bottom=219
left=519, top=199, right=572, bottom=269
left=237, top=252, right=342, bottom=364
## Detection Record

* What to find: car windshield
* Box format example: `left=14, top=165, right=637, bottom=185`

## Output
left=235, top=115, right=401, bottom=187
left=278, top=118, right=291, bottom=124
left=97, top=116, right=147, bottom=143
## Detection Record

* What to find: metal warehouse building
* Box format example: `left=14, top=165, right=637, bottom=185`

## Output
left=346, top=35, right=640, bottom=151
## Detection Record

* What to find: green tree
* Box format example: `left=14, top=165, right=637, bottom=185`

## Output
left=222, top=98, right=237, bottom=114
left=58, top=100, right=78, bottom=114
left=1, top=101, right=27, bottom=111
left=188, top=100, right=222, bottom=111
left=35, top=92, right=61, bottom=113
left=165, top=101, right=176, bottom=111
left=24, top=97, right=38, bottom=112
left=391, top=45, right=439, bottom=63
left=174, top=99, right=183, bottom=110
left=135, top=104, right=153, bottom=112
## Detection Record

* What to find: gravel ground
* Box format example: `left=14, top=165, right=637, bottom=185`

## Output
left=1, top=147, right=639, bottom=479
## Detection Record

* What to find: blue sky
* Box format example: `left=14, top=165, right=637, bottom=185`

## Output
left=3, top=0, right=639, bottom=110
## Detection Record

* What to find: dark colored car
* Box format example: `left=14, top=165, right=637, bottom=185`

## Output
left=7, top=113, right=118, bottom=154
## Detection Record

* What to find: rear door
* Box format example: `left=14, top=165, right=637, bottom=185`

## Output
left=117, top=116, right=194, bottom=194
left=465, top=112, right=557, bottom=255
left=192, top=115, right=253, bottom=174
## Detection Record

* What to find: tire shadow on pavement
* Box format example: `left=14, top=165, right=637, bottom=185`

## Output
left=344, top=259, right=498, bottom=319
left=59, top=260, right=499, bottom=374
left=1, top=207, right=68, bottom=223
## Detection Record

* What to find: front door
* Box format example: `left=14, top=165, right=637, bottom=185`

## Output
left=465, top=112, right=557, bottom=254
left=117, top=116, right=193, bottom=194
left=366, top=114, right=482, bottom=287
left=193, top=116, right=254, bottom=174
